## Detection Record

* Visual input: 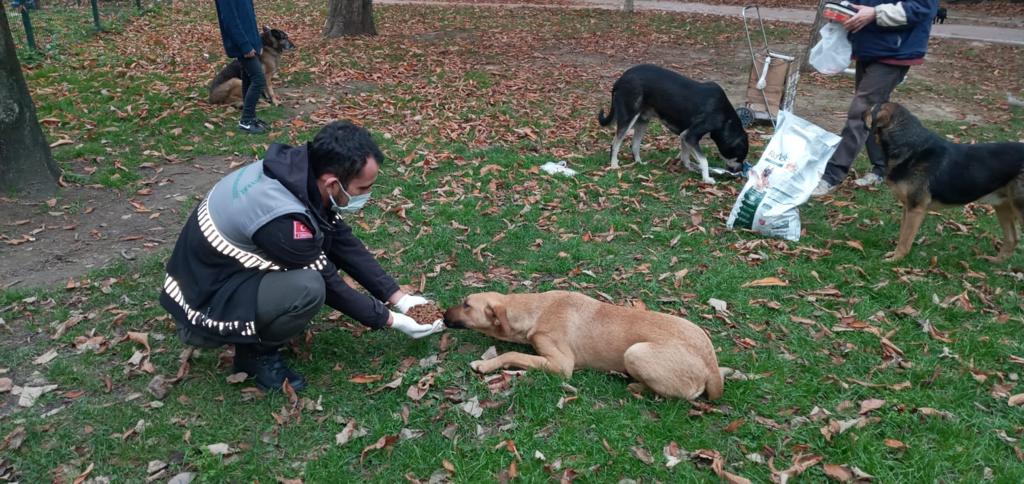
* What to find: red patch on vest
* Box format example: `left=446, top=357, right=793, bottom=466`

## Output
left=293, top=221, right=313, bottom=240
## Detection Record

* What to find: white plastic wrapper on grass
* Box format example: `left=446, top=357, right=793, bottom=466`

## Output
left=540, top=160, right=577, bottom=176
left=726, top=110, right=841, bottom=241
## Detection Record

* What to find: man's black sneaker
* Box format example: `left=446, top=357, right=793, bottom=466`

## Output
left=238, top=119, right=267, bottom=134
left=254, top=118, right=270, bottom=129
left=233, top=347, right=307, bottom=391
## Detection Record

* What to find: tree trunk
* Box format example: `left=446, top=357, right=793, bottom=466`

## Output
left=323, top=0, right=376, bottom=37
left=0, top=4, right=59, bottom=198
left=800, top=0, right=830, bottom=73
left=623, top=0, right=634, bottom=13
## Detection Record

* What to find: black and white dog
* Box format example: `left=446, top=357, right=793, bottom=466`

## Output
left=598, top=64, right=748, bottom=183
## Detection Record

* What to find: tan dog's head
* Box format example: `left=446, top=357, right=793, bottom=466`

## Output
left=443, top=292, right=511, bottom=338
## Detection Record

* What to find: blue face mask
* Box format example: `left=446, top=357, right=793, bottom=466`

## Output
left=329, top=183, right=371, bottom=215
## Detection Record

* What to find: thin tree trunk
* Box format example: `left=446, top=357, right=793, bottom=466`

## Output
left=623, top=0, right=634, bottom=13
left=800, top=0, right=830, bottom=73
left=323, top=0, right=376, bottom=37
left=0, top=4, right=59, bottom=198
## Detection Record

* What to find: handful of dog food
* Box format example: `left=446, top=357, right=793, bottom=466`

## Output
left=406, top=303, right=443, bottom=325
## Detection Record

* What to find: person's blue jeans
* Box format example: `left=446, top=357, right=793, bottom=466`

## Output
left=238, top=55, right=265, bottom=123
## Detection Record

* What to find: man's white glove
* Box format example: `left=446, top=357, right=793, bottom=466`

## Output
left=389, top=311, right=444, bottom=339
left=393, top=294, right=429, bottom=314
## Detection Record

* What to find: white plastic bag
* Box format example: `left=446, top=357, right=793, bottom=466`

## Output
left=726, top=110, right=841, bottom=241
left=809, top=22, right=852, bottom=75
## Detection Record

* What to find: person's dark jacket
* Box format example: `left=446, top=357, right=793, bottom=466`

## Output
left=850, top=0, right=938, bottom=61
left=160, top=143, right=398, bottom=345
left=214, top=0, right=261, bottom=58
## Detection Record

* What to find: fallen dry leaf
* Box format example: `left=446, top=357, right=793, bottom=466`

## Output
left=631, top=446, right=654, bottom=465
left=207, top=443, right=234, bottom=455
left=770, top=454, right=823, bottom=483
left=915, top=407, right=955, bottom=419
left=348, top=374, right=384, bottom=384
left=13, top=384, right=58, bottom=407
left=1008, top=393, right=1024, bottom=406
left=72, top=462, right=94, bottom=484
left=33, top=349, right=59, bottom=365
left=0, top=378, right=11, bottom=393
left=743, top=276, right=789, bottom=287
left=823, top=463, right=853, bottom=482
left=724, top=419, right=745, bottom=433
left=147, top=375, right=173, bottom=400
left=480, top=346, right=498, bottom=360
left=859, top=399, right=886, bottom=415
left=360, top=434, right=399, bottom=463
left=708, top=298, right=728, bottom=313
left=226, top=372, right=248, bottom=384
left=663, top=441, right=689, bottom=468
left=335, top=419, right=369, bottom=446
left=884, top=438, right=907, bottom=450
left=1, top=426, right=26, bottom=451
left=460, top=397, right=484, bottom=418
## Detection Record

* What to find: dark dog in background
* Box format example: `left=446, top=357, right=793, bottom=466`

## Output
left=209, top=27, right=295, bottom=108
left=934, top=7, right=947, bottom=24
left=866, top=102, right=1024, bottom=261
left=597, top=64, right=748, bottom=184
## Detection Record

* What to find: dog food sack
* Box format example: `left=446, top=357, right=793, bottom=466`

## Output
left=726, top=110, right=841, bottom=241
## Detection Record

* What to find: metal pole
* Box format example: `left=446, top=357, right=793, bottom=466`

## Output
left=90, top=0, right=102, bottom=32
left=20, top=6, right=37, bottom=50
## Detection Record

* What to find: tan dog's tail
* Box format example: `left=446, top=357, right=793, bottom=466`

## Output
left=705, top=367, right=729, bottom=401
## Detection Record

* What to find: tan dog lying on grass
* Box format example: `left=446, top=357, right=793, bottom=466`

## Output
left=443, top=291, right=723, bottom=401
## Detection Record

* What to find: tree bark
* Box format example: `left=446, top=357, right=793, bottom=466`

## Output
left=0, top=4, right=59, bottom=198
left=800, top=0, right=830, bottom=73
left=323, top=0, right=376, bottom=37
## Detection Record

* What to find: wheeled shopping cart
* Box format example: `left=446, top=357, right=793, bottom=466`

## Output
left=735, top=5, right=801, bottom=127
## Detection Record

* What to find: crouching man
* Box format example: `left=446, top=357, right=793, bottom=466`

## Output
left=160, top=121, right=443, bottom=391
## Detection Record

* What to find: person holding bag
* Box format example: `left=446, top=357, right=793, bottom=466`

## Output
left=811, top=0, right=938, bottom=197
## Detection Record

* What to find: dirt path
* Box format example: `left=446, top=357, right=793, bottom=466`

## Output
left=0, top=159, right=229, bottom=290
left=377, top=0, right=1024, bottom=45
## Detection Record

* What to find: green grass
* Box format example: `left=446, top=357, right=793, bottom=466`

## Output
left=8, top=0, right=149, bottom=63
left=3, top=1, right=1024, bottom=482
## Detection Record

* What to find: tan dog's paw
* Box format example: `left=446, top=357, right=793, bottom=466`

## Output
left=884, top=251, right=906, bottom=263
left=626, top=382, right=650, bottom=396
left=469, top=360, right=496, bottom=374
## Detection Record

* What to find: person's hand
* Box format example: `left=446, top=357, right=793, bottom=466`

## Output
left=243, top=49, right=257, bottom=58
left=393, top=294, right=429, bottom=314
left=843, top=4, right=876, bottom=32
left=388, top=311, right=444, bottom=339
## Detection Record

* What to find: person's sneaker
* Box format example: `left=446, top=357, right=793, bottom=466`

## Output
left=253, top=118, right=269, bottom=129
left=238, top=119, right=267, bottom=134
left=233, top=347, right=307, bottom=391
left=811, top=179, right=837, bottom=197
left=854, top=172, right=885, bottom=187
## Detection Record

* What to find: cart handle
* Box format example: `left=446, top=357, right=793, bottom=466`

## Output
left=741, top=5, right=771, bottom=63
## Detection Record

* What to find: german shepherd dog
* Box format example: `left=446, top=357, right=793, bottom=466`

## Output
left=598, top=64, right=749, bottom=183
left=866, top=102, right=1024, bottom=261
left=208, top=27, right=295, bottom=108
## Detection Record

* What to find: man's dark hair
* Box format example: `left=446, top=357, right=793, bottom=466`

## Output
left=308, top=120, right=385, bottom=186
